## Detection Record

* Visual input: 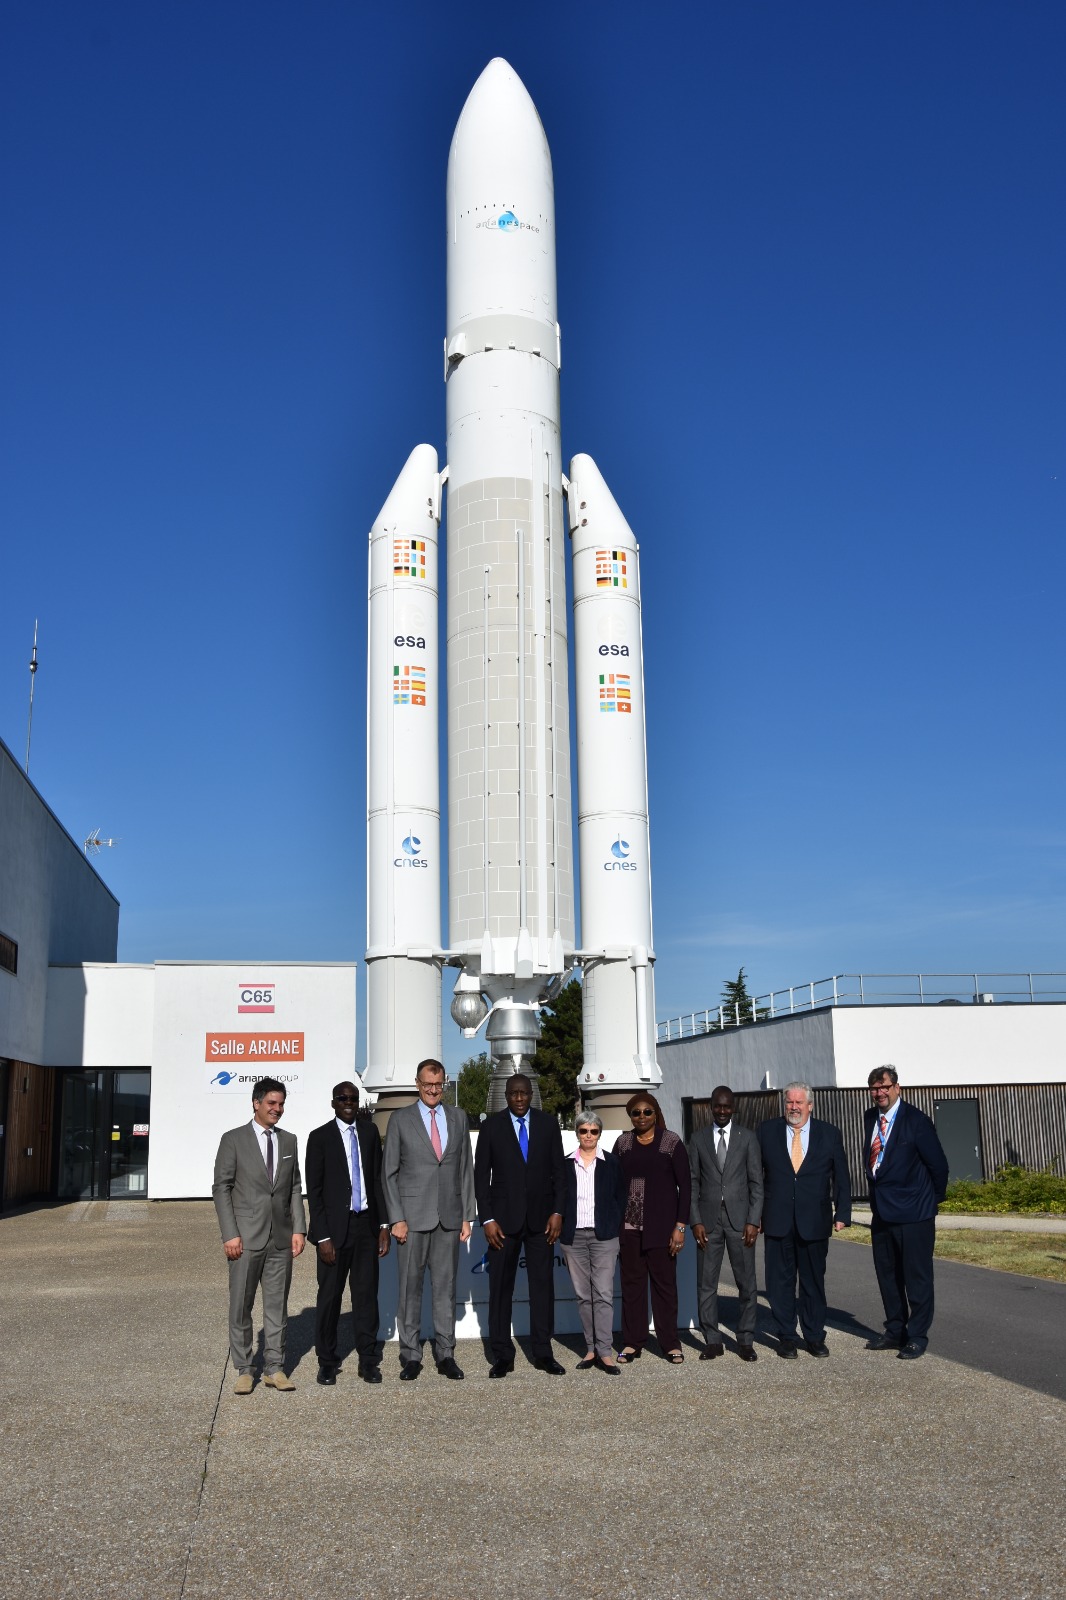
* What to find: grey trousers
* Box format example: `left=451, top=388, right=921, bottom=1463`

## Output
left=395, top=1224, right=462, bottom=1363
left=228, top=1243, right=293, bottom=1374
left=696, top=1220, right=758, bottom=1343
left=561, top=1230, right=620, bottom=1359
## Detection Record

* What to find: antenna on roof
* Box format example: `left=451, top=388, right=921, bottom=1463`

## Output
left=25, top=619, right=39, bottom=774
left=83, top=829, right=119, bottom=857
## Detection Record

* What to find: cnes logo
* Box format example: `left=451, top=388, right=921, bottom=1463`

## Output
left=394, top=832, right=429, bottom=869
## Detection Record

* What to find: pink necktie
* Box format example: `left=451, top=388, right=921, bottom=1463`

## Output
left=429, top=1108, right=443, bottom=1162
left=870, top=1115, right=888, bottom=1171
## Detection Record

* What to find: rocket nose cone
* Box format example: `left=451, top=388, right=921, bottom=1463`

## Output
left=450, top=57, right=547, bottom=162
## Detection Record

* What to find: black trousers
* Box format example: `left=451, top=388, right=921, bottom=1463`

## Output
left=763, top=1229, right=830, bottom=1343
left=487, top=1225, right=555, bottom=1361
left=871, top=1216, right=936, bottom=1347
left=315, top=1210, right=380, bottom=1367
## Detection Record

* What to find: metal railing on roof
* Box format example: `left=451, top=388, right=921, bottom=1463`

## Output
left=657, top=972, right=1066, bottom=1042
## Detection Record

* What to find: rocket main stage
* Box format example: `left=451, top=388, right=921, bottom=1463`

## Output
left=365, top=59, right=660, bottom=1124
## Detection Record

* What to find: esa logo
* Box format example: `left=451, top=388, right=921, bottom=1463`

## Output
left=597, top=644, right=630, bottom=657
left=395, top=635, right=426, bottom=649
left=394, top=832, right=429, bottom=868
left=604, top=835, right=637, bottom=872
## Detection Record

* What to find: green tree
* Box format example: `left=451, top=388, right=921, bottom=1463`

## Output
left=536, top=977, right=584, bottom=1123
left=720, top=966, right=761, bottom=1026
left=456, top=1052, right=491, bottom=1118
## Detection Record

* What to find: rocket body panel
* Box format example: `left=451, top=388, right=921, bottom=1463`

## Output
left=364, top=446, right=442, bottom=1090
left=570, top=452, right=660, bottom=1089
left=445, top=63, right=573, bottom=990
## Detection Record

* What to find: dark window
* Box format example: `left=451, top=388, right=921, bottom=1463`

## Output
left=0, top=932, right=16, bottom=975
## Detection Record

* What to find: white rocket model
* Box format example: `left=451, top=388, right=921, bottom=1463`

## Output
left=364, top=59, right=660, bottom=1123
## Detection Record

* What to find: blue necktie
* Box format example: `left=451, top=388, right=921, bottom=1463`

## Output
left=517, top=1117, right=528, bottom=1162
left=349, top=1125, right=363, bottom=1211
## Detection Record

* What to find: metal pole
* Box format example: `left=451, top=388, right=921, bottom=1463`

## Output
left=25, top=619, right=39, bottom=774
left=918, top=973, right=924, bottom=1005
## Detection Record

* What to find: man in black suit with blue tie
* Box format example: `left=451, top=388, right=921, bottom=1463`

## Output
left=758, top=1082, right=851, bottom=1359
left=474, top=1073, right=568, bottom=1378
left=305, top=1080, right=391, bottom=1387
left=864, top=1064, right=949, bottom=1360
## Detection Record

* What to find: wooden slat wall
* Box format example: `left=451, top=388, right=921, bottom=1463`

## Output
left=3, top=1061, right=55, bottom=1205
left=688, top=1083, right=1066, bottom=1201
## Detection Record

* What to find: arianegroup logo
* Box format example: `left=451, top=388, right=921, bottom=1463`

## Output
left=208, top=1067, right=302, bottom=1093
left=394, top=831, right=429, bottom=869
left=238, top=983, right=275, bottom=1014
left=475, top=209, right=540, bottom=233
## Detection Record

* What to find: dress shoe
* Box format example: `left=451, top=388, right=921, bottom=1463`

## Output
left=234, top=1371, right=255, bottom=1395
left=399, top=1360, right=422, bottom=1381
left=736, top=1343, right=758, bottom=1362
left=533, top=1356, right=566, bottom=1375
left=575, top=1356, right=596, bottom=1371
left=488, top=1360, right=514, bottom=1379
left=866, top=1333, right=902, bottom=1351
left=898, top=1340, right=927, bottom=1360
left=699, top=1342, right=724, bottom=1360
left=805, top=1340, right=830, bottom=1358
left=358, top=1363, right=383, bottom=1384
left=263, top=1370, right=295, bottom=1391
left=316, top=1364, right=337, bottom=1386
left=436, top=1358, right=464, bottom=1380
left=776, top=1340, right=798, bottom=1359
left=594, top=1355, right=621, bottom=1376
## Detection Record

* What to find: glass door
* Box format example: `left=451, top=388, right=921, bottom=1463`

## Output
left=109, top=1071, right=151, bottom=1196
left=57, top=1070, right=151, bottom=1199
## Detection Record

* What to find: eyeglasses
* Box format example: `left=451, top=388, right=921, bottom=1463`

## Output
left=630, top=1108, right=655, bottom=1119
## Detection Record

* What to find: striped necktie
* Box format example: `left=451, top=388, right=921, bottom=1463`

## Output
left=869, top=1115, right=888, bottom=1172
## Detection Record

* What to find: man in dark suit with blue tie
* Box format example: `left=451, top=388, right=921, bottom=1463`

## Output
left=864, top=1064, right=949, bottom=1360
left=474, top=1073, right=568, bottom=1378
left=305, top=1080, right=391, bottom=1387
left=758, top=1082, right=851, bottom=1359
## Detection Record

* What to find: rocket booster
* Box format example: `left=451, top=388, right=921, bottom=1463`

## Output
left=364, top=60, right=660, bottom=1122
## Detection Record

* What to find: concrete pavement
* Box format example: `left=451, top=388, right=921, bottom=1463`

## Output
left=2, top=1200, right=1064, bottom=1600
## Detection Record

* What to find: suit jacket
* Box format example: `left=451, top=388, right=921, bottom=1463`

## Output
left=865, top=1100, right=949, bottom=1225
left=758, top=1117, right=852, bottom=1241
left=382, top=1101, right=475, bottom=1231
left=212, top=1122, right=306, bottom=1252
left=688, top=1122, right=763, bottom=1234
left=560, top=1148, right=627, bottom=1244
left=305, top=1116, right=387, bottom=1246
left=474, top=1107, right=567, bottom=1235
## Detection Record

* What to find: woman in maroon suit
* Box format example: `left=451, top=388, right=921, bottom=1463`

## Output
left=614, top=1092, right=691, bottom=1363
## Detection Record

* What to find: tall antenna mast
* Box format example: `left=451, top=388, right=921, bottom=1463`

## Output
left=25, top=619, right=39, bottom=775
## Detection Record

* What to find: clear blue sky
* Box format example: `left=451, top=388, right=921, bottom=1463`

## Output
left=3, top=2, right=1063, bottom=1068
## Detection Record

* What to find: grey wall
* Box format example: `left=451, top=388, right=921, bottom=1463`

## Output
left=0, top=738, right=119, bottom=1064
left=656, top=1009, right=837, bottom=1136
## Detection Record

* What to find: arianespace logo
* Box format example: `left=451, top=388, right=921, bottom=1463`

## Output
left=476, top=209, right=540, bottom=233
left=394, top=832, right=429, bottom=869
left=605, top=835, right=637, bottom=872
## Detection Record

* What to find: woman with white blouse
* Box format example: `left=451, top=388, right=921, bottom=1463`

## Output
left=559, top=1112, right=627, bottom=1374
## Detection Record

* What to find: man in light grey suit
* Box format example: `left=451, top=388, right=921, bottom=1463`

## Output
left=212, top=1076, right=307, bottom=1394
left=382, top=1058, right=476, bottom=1382
left=688, top=1085, right=763, bottom=1362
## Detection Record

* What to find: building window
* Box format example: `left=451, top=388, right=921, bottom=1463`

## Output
left=0, top=932, right=16, bottom=975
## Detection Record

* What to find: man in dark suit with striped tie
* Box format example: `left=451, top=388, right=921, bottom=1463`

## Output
left=305, top=1080, right=391, bottom=1386
left=864, top=1064, right=949, bottom=1360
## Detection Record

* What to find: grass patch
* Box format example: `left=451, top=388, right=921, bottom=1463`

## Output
left=834, top=1224, right=1066, bottom=1283
left=940, top=1164, right=1066, bottom=1215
